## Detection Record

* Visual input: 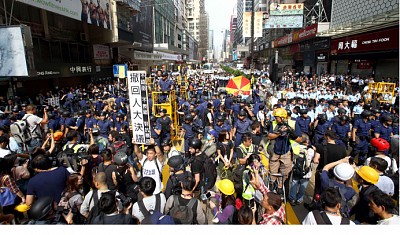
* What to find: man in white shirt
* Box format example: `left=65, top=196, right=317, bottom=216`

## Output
left=23, top=104, right=48, bottom=152
left=131, top=176, right=166, bottom=222
left=0, top=135, right=11, bottom=158
left=134, top=144, right=163, bottom=194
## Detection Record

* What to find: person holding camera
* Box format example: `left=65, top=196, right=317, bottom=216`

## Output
left=112, top=151, right=139, bottom=205
left=58, top=173, right=86, bottom=224
left=267, top=108, right=302, bottom=195
left=241, top=154, right=267, bottom=206
left=207, top=179, right=237, bottom=224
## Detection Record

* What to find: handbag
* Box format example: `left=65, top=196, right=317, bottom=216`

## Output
left=0, top=187, right=17, bottom=207
left=0, top=175, right=17, bottom=207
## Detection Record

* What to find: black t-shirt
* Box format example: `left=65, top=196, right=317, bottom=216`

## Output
left=251, top=132, right=263, bottom=146
left=217, top=140, right=234, bottom=160
left=316, top=143, right=347, bottom=170
left=164, top=171, right=190, bottom=199
left=91, top=213, right=135, bottom=224
left=190, top=154, right=205, bottom=191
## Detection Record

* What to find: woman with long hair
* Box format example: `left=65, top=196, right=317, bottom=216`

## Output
left=208, top=179, right=237, bottom=224
left=58, top=173, right=85, bottom=224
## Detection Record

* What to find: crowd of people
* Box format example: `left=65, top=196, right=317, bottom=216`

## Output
left=0, top=68, right=398, bottom=225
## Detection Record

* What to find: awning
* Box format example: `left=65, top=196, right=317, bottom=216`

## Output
left=317, top=9, right=399, bottom=39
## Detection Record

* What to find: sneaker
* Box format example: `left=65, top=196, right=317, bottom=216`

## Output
left=289, top=200, right=297, bottom=206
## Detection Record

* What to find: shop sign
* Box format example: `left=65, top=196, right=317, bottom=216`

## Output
left=93, top=44, right=110, bottom=60
left=331, top=27, right=398, bottom=54
left=69, top=65, right=93, bottom=74
left=354, top=60, right=372, bottom=69
left=316, top=52, right=328, bottom=61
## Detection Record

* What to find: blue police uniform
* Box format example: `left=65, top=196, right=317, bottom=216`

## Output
left=95, top=101, right=104, bottom=112
left=214, top=123, right=231, bottom=134
left=375, top=124, right=393, bottom=142
left=85, top=117, right=97, bottom=129
left=47, top=119, right=60, bottom=132
left=193, top=117, right=203, bottom=130
left=296, top=116, right=311, bottom=134
left=393, top=124, right=399, bottom=135
left=76, top=116, right=85, bottom=143
left=97, top=119, right=112, bottom=138
left=225, top=97, right=233, bottom=110
left=157, top=117, right=172, bottom=143
left=158, top=79, right=173, bottom=102
left=269, top=122, right=302, bottom=155
left=234, top=118, right=252, bottom=147
left=151, top=123, right=162, bottom=148
left=65, top=117, right=76, bottom=128
left=353, top=119, right=371, bottom=163
left=213, top=99, right=221, bottom=111
left=313, top=122, right=331, bottom=145
left=332, top=122, right=350, bottom=147
left=79, top=100, right=87, bottom=110
left=17, top=110, right=26, bottom=120
left=182, top=123, right=195, bottom=152
left=371, top=119, right=380, bottom=132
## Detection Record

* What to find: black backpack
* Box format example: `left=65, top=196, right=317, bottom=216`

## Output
left=86, top=189, right=102, bottom=224
left=312, top=210, right=350, bottom=225
left=168, top=195, right=197, bottom=224
left=292, top=148, right=310, bottom=179
left=115, top=167, right=139, bottom=204
left=328, top=181, right=350, bottom=218
left=195, top=155, right=217, bottom=191
left=138, top=193, right=162, bottom=224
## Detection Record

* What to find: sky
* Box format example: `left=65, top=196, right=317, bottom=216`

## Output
left=205, top=0, right=237, bottom=55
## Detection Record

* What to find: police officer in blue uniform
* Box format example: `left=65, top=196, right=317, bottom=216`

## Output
left=313, top=113, right=331, bottom=145
left=331, top=108, right=347, bottom=125
left=158, top=72, right=174, bottom=103
left=94, top=97, right=104, bottom=112
left=113, top=113, right=128, bottom=133
left=371, top=108, right=381, bottom=134
left=181, top=114, right=196, bottom=153
left=157, top=108, right=173, bottom=144
left=190, top=109, right=203, bottom=131
left=96, top=111, right=113, bottom=138
left=296, top=109, right=311, bottom=134
left=74, top=110, right=86, bottom=143
left=332, top=115, right=351, bottom=148
left=214, top=115, right=231, bottom=135
left=225, top=94, right=233, bottom=111
left=374, top=115, right=393, bottom=143
left=63, top=111, right=76, bottom=135
left=352, top=110, right=372, bottom=165
left=150, top=116, right=162, bottom=148
left=232, top=109, right=252, bottom=147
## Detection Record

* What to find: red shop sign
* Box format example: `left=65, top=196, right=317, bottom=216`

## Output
left=331, top=27, right=399, bottom=55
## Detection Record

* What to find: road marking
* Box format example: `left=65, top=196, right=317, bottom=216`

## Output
left=285, top=203, right=300, bottom=225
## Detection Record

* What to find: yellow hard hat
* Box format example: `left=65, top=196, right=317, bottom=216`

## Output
left=273, top=107, right=287, bottom=118
left=356, top=166, right=379, bottom=184
left=215, top=179, right=235, bottom=196
left=15, top=204, right=30, bottom=212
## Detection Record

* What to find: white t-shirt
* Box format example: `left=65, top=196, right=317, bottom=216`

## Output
left=139, top=155, right=163, bottom=194
left=0, top=148, right=11, bottom=158
left=131, top=193, right=166, bottom=222
left=23, top=114, right=43, bottom=138
left=302, top=211, right=356, bottom=225
left=377, top=215, right=400, bottom=225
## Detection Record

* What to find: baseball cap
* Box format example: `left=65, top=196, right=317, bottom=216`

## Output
left=208, top=129, right=218, bottom=138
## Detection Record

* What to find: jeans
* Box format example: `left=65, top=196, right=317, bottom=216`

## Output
left=289, top=178, right=309, bottom=203
left=27, top=137, right=42, bottom=153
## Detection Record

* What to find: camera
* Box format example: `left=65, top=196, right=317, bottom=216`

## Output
left=117, top=194, right=133, bottom=208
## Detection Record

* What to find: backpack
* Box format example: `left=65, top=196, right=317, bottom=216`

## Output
left=115, top=167, right=139, bottom=204
left=86, top=189, right=102, bottom=224
left=328, top=181, right=350, bottom=218
left=292, top=147, right=310, bottom=179
left=113, top=141, right=128, bottom=155
left=168, top=195, right=197, bottom=224
left=138, top=193, right=162, bottom=224
left=312, top=210, right=350, bottom=225
left=58, top=143, right=79, bottom=171
left=170, top=172, right=187, bottom=196
left=196, top=155, right=217, bottom=191
left=10, top=116, right=33, bottom=144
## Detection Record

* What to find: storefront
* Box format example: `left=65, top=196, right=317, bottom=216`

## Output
left=330, top=27, right=399, bottom=79
left=14, top=63, right=96, bottom=97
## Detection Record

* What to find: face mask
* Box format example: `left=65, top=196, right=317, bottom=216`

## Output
left=206, top=134, right=213, bottom=140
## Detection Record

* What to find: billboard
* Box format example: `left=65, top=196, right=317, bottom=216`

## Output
left=131, top=1, right=154, bottom=52
left=270, top=3, right=304, bottom=16
left=93, top=44, right=110, bottom=60
left=254, top=12, right=264, bottom=38
left=127, top=71, right=151, bottom=145
left=0, top=26, right=29, bottom=77
left=18, top=0, right=111, bottom=29
left=264, top=15, right=303, bottom=29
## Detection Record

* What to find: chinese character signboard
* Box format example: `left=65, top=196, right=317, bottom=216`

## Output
left=242, top=12, right=252, bottom=38
left=264, top=15, right=303, bottom=29
left=270, top=3, right=304, bottom=16
left=127, top=71, right=151, bottom=145
left=331, top=27, right=398, bottom=55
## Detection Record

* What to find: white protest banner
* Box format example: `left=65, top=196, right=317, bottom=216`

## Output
left=127, top=71, right=151, bottom=144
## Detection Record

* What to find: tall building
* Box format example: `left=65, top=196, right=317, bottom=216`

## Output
left=230, top=15, right=237, bottom=46
left=187, top=0, right=208, bottom=60
left=234, top=0, right=244, bottom=46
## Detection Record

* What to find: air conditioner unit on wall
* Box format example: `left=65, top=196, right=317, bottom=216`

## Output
left=80, top=33, right=88, bottom=42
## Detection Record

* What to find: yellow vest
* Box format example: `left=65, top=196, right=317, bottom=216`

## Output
left=242, top=166, right=256, bottom=200
left=268, top=119, right=301, bottom=155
